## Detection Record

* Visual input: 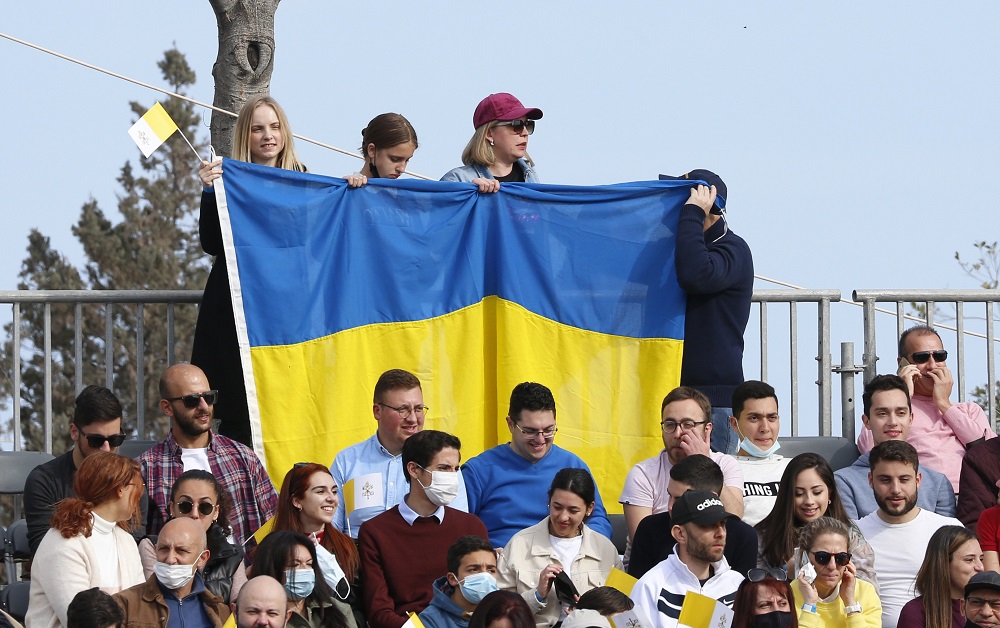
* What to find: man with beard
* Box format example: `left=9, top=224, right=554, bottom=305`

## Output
left=962, top=571, right=1000, bottom=628
left=140, top=363, right=278, bottom=545
left=856, top=439, right=962, bottom=628
left=630, top=490, right=744, bottom=628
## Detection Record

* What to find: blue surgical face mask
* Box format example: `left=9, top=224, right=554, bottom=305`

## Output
left=284, top=568, right=315, bottom=601
left=737, top=425, right=780, bottom=458
left=457, top=571, right=498, bottom=603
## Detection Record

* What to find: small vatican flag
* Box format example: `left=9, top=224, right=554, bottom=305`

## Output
left=128, top=102, right=178, bottom=158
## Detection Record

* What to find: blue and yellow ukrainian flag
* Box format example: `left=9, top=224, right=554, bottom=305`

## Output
left=214, top=159, right=694, bottom=510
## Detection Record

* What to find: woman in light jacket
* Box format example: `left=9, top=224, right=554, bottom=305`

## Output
left=497, top=468, right=622, bottom=628
left=26, top=452, right=145, bottom=628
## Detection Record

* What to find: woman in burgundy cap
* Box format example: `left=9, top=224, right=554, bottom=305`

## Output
left=441, top=92, right=542, bottom=192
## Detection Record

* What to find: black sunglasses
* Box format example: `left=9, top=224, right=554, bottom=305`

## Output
left=810, top=550, right=852, bottom=566
left=166, top=390, right=219, bottom=409
left=747, top=568, right=788, bottom=582
left=910, top=350, right=948, bottom=364
left=81, top=431, right=127, bottom=448
left=495, top=119, right=535, bottom=135
left=177, top=500, right=216, bottom=516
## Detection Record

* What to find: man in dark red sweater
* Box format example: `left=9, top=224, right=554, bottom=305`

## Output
left=358, top=430, right=489, bottom=628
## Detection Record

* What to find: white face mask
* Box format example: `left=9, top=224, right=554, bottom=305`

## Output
left=737, top=426, right=780, bottom=459
left=153, top=557, right=200, bottom=590
left=417, top=467, right=460, bottom=507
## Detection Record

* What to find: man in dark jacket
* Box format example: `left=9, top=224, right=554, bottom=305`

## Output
left=660, top=170, right=753, bottom=455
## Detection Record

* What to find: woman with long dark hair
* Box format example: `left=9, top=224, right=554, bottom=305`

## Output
left=249, top=530, right=351, bottom=628
left=755, top=453, right=877, bottom=589
left=468, top=591, right=535, bottom=628
left=137, top=469, right=247, bottom=603
left=274, top=462, right=362, bottom=627
left=898, top=526, right=983, bottom=628
left=26, top=452, right=145, bottom=627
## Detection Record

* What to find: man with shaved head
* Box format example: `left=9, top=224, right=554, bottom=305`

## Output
left=115, top=518, right=231, bottom=627
left=140, top=363, right=277, bottom=545
left=234, top=576, right=291, bottom=628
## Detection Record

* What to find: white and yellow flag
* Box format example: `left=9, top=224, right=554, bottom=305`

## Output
left=127, top=102, right=178, bottom=157
left=677, top=592, right=734, bottom=628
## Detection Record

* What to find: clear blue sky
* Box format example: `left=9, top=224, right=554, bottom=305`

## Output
left=3, top=2, right=998, bottom=431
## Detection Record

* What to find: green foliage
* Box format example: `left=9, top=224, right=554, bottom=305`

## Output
left=0, top=48, right=209, bottom=454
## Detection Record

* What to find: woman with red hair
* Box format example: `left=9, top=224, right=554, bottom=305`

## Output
left=271, top=462, right=363, bottom=628
left=26, top=451, right=145, bottom=627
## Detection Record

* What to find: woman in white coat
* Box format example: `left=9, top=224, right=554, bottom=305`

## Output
left=26, top=452, right=145, bottom=628
left=497, top=468, right=622, bottom=627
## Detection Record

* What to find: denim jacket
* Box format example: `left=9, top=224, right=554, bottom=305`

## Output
left=440, top=159, right=539, bottom=183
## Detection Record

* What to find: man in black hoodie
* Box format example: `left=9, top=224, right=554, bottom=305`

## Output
left=661, top=169, right=753, bottom=455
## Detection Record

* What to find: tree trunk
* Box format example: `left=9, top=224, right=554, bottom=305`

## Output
left=208, top=0, right=280, bottom=159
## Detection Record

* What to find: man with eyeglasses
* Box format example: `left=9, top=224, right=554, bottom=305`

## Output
left=858, top=325, right=994, bottom=493
left=24, top=384, right=149, bottom=554
left=619, top=386, right=743, bottom=567
left=332, top=369, right=469, bottom=538
left=462, top=382, right=612, bottom=547
left=962, top=571, right=1000, bottom=628
left=630, top=489, right=744, bottom=628
left=856, top=439, right=962, bottom=628
left=140, top=363, right=278, bottom=547
left=836, top=374, right=956, bottom=520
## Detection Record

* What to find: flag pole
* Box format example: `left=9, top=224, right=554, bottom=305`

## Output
left=176, top=127, right=204, bottom=163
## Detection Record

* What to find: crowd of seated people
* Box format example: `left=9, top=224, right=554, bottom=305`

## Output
left=10, top=95, right=998, bottom=628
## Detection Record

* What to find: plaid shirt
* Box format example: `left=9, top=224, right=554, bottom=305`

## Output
left=139, top=431, right=277, bottom=546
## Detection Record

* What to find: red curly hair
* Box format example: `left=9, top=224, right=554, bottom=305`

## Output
left=274, top=462, right=360, bottom=579
left=49, top=451, right=142, bottom=538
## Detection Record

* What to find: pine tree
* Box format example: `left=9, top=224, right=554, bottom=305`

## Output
left=0, top=48, right=209, bottom=453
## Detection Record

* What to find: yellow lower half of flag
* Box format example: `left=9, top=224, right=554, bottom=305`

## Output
left=251, top=296, right=682, bottom=512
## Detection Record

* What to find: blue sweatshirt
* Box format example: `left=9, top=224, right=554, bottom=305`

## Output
left=420, top=577, right=471, bottom=628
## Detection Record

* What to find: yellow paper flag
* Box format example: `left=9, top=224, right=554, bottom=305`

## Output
left=127, top=102, right=178, bottom=158
left=605, top=567, right=638, bottom=596
left=221, top=614, right=236, bottom=628
left=251, top=515, right=275, bottom=545
left=676, top=591, right=733, bottom=628
left=403, top=612, right=426, bottom=628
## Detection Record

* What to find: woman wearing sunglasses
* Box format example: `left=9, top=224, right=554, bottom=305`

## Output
left=344, top=112, right=418, bottom=187
left=441, top=93, right=542, bottom=193
left=792, top=517, right=881, bottom=627
left=137, top=469, right=248, bottom=604
left=899, top=526, right=983, bottom=628
left=272, top=462, right=362, bottom=628
left=27, top=452, right=145, bottom=627
left=755, top=453, right=878, bottom=591
left=731, top=568, right=798, bottom=628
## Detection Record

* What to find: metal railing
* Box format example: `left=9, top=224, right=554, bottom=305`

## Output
left=0, top=290, right=202, bottom=452
left=1, top=288, right=998, bottom=451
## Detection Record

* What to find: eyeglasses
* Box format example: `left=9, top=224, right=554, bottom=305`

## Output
left=966, top=597, right=1000, bottom=612
left=495, top=119, right=535, bottom=135
left=661, top=419, right=709, bottom=434
left=513, top=424, right=558, bottom=439
left=80, top=431, right=127, bottom=448
left=809, top=550, right=852, bottom=566
left=909, top=350, right=948, bottom=364
left=176, top=500, right=217, bottom=516
left=166, top=390, right=219, bottom=409
left=378, top=403, right=428, bottom=419
left=747, top=568, right=788, bottom=583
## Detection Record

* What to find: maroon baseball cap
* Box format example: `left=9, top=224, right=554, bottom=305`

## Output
left=473, top=93, right=543, bottom=129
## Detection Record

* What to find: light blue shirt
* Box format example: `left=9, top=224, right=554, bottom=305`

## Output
left=330, top=433, right=468, bottom=537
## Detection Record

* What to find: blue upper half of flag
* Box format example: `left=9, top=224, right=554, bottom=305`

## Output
left=217, top=159, right=692, bottom=347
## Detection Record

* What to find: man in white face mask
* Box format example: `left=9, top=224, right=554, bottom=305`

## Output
left=114, top=517, right=231, bottom=627
left=358, top=430, right=489, bottom=628
left=728, top=380, right=790, bottom=526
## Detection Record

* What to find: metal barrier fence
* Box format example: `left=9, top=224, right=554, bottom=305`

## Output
left=1, top=288, right=998, bottom=451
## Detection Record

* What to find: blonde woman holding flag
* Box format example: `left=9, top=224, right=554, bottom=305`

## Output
left=191, top=96, right=306, bottom=447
